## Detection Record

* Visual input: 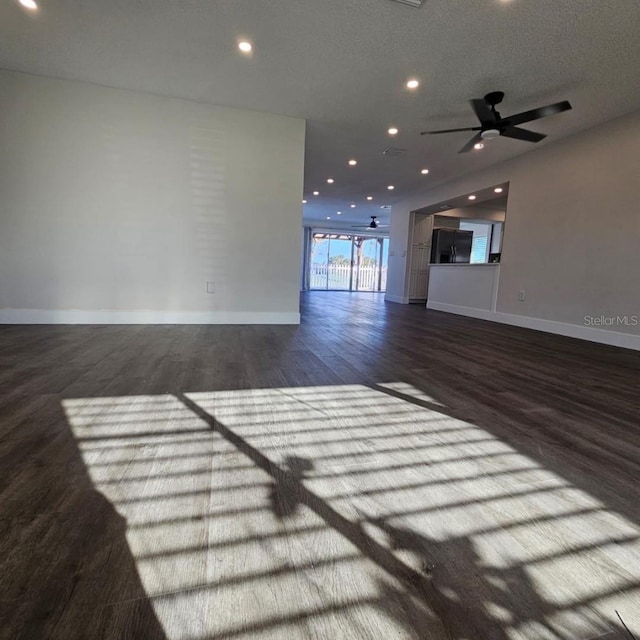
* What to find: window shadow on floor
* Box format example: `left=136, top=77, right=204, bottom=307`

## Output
left=179, top=393, right=635, bottom=640
left=0, top=400, right=167, bottom=640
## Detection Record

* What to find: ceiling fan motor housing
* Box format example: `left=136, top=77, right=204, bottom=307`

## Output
left=484, top=91, right=505, bottom=107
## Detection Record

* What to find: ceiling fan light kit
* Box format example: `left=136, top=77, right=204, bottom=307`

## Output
left=481, top=128, right=500, bottom=140
left=421, top=91, right=573, bottom=153
left=388, top=0, right=426, bottom=7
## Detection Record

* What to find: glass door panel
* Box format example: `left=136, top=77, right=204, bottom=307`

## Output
left=310, top=235, right=329, bottom=289
left=354, top=238, right=380, bottom=291
left=327, top=237, right=353, bottom=290
left=380, top=238, right=389, bottom=291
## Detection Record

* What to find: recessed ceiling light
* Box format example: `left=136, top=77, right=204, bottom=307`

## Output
left=19, top=0, right=38, bottom=9
left=337, top=211, right=342, bottom=215
left=313, top=191, right=319, bottom=196
left=387, top=185, right=395, bottom=190
left=474, top=142, right=484, bottom=150
left=326, top=216, right=331, bottom=220
left=468, top=195, right=477, bottom=200
left=494, top=187, right=503, bottom=193
left=327, top=178, right=334, bottom=184
left=302, top=200, right=307, bottom=204
left=348, top=159, right=357, bottom=166
left=421, top=169, right=429, bottom=175
left=406, top=79, right=420, bottom=90
left=350, top=204, right=356, bottom=208
left=238, top=41, right=253, bottom=54
left=366, top=196, right=373, bottom=200
left=388, top=127, right=399, bottom=136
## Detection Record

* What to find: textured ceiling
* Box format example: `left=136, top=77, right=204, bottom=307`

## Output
left=2, top=0, right=640, bottom=226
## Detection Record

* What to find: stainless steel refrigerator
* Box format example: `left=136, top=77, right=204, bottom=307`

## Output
left=430, top=228, right=473, bottom=264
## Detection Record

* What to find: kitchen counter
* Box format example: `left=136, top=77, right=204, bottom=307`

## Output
left=427, top=263, right=500, bottom=313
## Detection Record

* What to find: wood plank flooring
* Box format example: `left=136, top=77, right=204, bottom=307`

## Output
left=1, top=292, right=639, bottom=639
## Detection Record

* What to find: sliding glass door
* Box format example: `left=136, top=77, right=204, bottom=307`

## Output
left=310, top=233, right=388, bottom=292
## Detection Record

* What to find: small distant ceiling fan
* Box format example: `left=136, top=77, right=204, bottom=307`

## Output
left=421, top=91, right=572, bottom=153
left=352, top=216, right=388, bottom=230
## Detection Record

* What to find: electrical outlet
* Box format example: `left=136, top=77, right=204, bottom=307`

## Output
left=206, top=282, right=216, bottom=294
left=518, top=289, right=526, bottom=301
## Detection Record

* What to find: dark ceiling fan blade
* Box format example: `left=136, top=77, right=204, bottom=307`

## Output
left=420, top=127, right=480, bottom=135
left=459, top=132, right=484, bottom=154
left=501, top=126, right=547, bottom=143
left=504, top=100, right=572, bottom=127
left=470, top=98, right=498, bottom=125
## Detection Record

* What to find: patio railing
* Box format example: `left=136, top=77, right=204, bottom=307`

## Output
left=310, top=263, right=387, bottom=291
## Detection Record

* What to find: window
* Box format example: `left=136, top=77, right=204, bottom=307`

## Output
left=459, top=221, right=491, bottom=263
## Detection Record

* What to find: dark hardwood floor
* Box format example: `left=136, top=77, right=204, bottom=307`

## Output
left=1, top=292, right=639, bottom=639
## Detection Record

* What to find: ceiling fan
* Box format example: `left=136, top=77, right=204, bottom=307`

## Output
left=352, top=216, right=388, bottom=230
left=421, top=91, right=572, bottom=153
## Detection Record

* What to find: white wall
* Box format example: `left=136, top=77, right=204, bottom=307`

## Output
left=433, top=207, right=506, bottom=223
left=387, top=109, right=640, bottom=349
left=386, top=210, right=412, bottom=302
left=0, top=70, right=305, bottom=324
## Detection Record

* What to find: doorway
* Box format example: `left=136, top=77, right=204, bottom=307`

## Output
left=309, top=233, right=388, bottom=292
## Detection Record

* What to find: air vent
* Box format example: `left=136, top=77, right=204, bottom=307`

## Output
left=382, top=147, right=407, bottom=157
left=388, top=0, right=426, bottom=7
left=380, top=205, right=392, bottom=210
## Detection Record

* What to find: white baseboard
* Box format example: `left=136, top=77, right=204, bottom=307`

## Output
left=384, top=294, right=409, bottom=304
left=0, top=309, right=300, bottom=325
left=426, top=302, right=640, bottom=351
